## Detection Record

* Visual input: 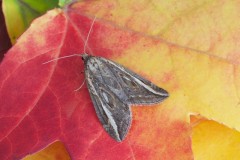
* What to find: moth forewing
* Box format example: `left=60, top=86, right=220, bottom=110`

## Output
left=84, top=56, right=132, bottom=141
left=82, top=55, right=168, bottom=142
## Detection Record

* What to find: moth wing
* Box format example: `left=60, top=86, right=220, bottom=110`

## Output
left=100, top=57, right=169, bottom=105
left=85, top=66, right=131, bottom=142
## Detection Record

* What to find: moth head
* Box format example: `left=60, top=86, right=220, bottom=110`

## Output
left=81, top=53, right=89, bottom=61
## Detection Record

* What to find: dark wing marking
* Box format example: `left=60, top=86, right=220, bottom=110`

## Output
left=85, top=61, right=131, bottom=141
left=99, top=57, right=169, bottom=105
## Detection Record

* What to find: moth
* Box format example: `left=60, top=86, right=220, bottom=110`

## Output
left=45, top=17, right=169, bottom=142
left=82, top=53, right=168, bottom=141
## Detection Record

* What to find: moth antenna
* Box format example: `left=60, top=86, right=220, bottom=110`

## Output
left=74, top=79, right=86, bottom=91
left=83, top=16, right=97, bottom=54
left=43, top=17, right=97, bottom=65
left=42, top=54, right=81, bottom=64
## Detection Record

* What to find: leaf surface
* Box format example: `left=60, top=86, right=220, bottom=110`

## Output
left=191, top=115, right=240, bottom=160
left=1, top=0, right=240, bottom=159
left=75, top=0, right=240, bottom=63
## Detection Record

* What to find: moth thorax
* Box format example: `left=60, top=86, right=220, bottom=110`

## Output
left=81, top=53, right=90, bottom=61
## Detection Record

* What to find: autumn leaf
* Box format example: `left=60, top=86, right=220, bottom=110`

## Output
left=1, top=0, right=240, bottom=159
left=23, top=141, right=71, bottom=160
left=191, top=115, right=240, bottom=160
left=0, top=4, right=191, bottom=160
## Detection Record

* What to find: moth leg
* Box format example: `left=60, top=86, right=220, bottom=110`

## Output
left=74, top=79, right=86, bottom=91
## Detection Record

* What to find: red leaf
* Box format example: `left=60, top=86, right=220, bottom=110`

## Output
left=0, top=5, right=192, bottom=160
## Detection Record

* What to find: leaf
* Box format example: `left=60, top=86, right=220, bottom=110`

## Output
left=24, top=141, right=71, bottom=160
left=191, top=115, right=240, bottom=160
left=0, top=4, right=192, bottom=160
left=2, top=0, right=59, bottom=44
left=1, top=0, right=240, bottom=159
